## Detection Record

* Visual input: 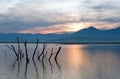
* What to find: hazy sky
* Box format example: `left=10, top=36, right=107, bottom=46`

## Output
left=0, top=0, right=120, bottom=34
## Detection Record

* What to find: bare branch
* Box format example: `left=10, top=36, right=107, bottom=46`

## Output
left=38, top=43, right=47, bottom=60
left=54, top=46, right=62, bottom=61
left=24, top=40, right=29, bottom=63
left=48, top=47, right=54, bottom=61
left=32, top=38, right=39, bottom=60
left=6, top=44, right=19, bottom=59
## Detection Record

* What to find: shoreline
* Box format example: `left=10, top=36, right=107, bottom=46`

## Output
left=0, top=42, right=120, bottom=44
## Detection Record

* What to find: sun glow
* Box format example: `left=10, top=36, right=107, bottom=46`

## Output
left=20, top=22, right=86, bottom=34
left=66, top=45, right=87, bottom=67
left=68, top=23, right=85, bottom=32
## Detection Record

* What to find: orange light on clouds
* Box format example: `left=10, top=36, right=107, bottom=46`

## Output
left=20, top=22, right=86, bottom=34
left=68, top=23, right=85, bottom=31
left=19, top=21, right=118, bottom=34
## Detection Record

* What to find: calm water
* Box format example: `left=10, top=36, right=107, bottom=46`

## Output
left=0, top=43, right=120, bottom=79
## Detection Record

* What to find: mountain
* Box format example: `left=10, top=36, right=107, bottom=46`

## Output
left=0, top=26, right=120, bottom=43
left=50, top=26, right=120, bottom=43
left=73, top=26, right=120, bottom=36
left=72, top=26, right=102, bottom=36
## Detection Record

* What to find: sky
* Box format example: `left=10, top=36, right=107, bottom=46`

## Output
left=0, top=0, right=120, bottom=34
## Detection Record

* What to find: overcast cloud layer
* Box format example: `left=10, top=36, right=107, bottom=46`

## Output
left=0, top=0, right=120, bottom=33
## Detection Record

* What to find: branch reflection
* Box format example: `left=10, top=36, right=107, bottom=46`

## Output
left=25, top=60, right=29, bottom=79
left=33, top=59, right=39, bottom=79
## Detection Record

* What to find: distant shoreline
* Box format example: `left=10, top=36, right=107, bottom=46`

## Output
left=0, top=42, right=120, bottom=44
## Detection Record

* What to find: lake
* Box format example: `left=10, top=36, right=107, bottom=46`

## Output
left=0, top=43, right=120, bottom=79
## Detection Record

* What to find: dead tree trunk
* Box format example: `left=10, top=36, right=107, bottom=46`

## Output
left=54, top=46, right=62, bottom=61
left=16, top=37, right=22, bottom=61
left=32, top=38, right=39, bottom=60
left=38, top=43, right=47, bottom=60
left=48, top=48, right=55, bottom=61
left=24, top=40, right=29, bottom=63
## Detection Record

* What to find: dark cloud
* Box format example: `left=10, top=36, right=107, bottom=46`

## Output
left=0, top=14, right=74, bottom=33
left=99, top=16, right=120, bottom=23
left=79, top=13, right=120, bottom=23
left=91, top=4, right=119, bottom=10
left=0, top=20, right=67, bottom=33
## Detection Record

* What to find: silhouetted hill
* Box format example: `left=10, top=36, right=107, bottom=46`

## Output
left=0, top=26, right=120, bottom=43
left=73, top=26, right=102, bottom=36
left=51, top=26, right=120, bottom=43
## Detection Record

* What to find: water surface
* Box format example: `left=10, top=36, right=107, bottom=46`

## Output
left=0, top=43, right=120, bottom=79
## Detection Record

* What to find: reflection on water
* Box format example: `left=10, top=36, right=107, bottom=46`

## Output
left=65, top=45, right=90, bottom=73
left=0, top=43, right=120, bottom=79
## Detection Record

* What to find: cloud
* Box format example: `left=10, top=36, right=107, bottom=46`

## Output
left=99, top=16, right=120, bottom=23
left=0, top=0, right=81, bottom=33
left=80, top=14, right=120, bottom=23
left=91, top=3, right=120, bottom=10
left=0, top=17, right=70, bottom=33
left=19, top=22, right=86, bottom=34
left=0, top=0, right=80, bottom=23
left=19, top=23, right=72, bottom=34
left=0, top=0, right=120, bottom=33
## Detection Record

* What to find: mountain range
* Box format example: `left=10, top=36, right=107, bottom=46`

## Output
left=0, top=26, right=120, bottom=43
